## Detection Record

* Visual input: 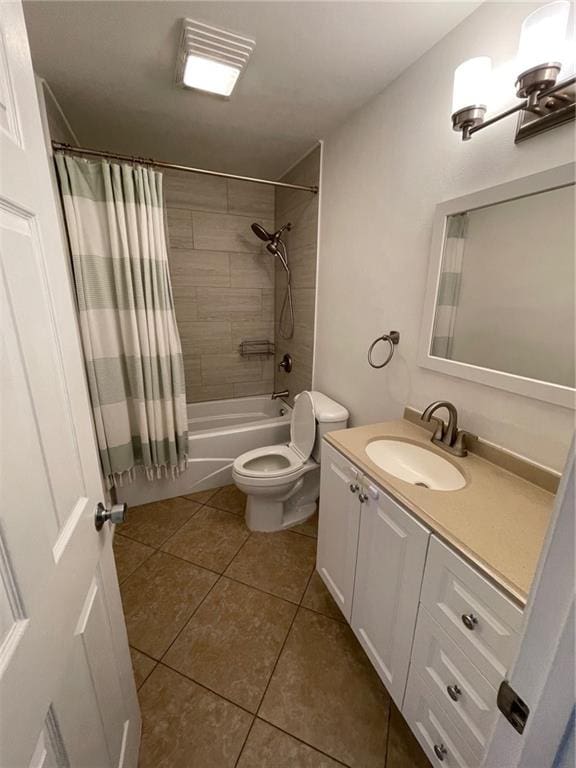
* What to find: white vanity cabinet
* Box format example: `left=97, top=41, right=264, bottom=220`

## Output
left=317, top=440, right=430, bottom=705
left=317, top=439, right=524, bottom=767
left=316, top=441, right=363, bottom=622
left=351, top=482, right=429, bottom=706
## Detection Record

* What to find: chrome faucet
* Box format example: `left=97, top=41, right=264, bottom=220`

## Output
left=271, top=390, right=289, bottom=400
left=421, top=400, right=471, bottom=457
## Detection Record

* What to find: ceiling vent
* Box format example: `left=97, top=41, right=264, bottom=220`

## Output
left=176, top=18, right=255, bottom=97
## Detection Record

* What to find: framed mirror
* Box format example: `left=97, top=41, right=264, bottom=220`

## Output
left=418, top=164, right=575, bottom=408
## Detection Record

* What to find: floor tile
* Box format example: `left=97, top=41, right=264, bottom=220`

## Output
left=301, top=571, right=345, bottom=622
left=120, top=551, right=217, bottom=658
left=259, top=608, right=390, bottom=768
left=183, top=488, right=218, bottom=504
left=291, top=511, right=318, bottom=538
left=236, top=719, right=343, bottom=767
left=386, top=703, right=431, bottom=768
left=209, top=484, right=247, bottom=515
left=121, top=497, right=201, bottom=547
left=113, top=533, right=154, bottom=583
left=164, top=578, right=296, bottom=712
left=161, top=506, right=249, bottom=573
left=225, top=530, right=316, bottom=603
left=130, top=647, right=156, bottom=690
left=138, top=665, right=252, bottom=768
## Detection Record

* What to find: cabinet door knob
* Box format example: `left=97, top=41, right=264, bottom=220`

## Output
left=447, top=684, right=462, bottom=701
left=433, top=744, right=447, bottom=761
left=358, top=492, right=368, bottom=503
left=349, top=483, right=359, bottom=494
left=461, top=613, right=478, bottom=631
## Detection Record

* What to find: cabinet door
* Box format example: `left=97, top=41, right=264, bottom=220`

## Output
left=351, top=484, right=429, bottom=706
left=317, top=441, right=362, bottom=622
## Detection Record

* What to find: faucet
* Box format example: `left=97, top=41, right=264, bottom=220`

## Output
left=271, top=390, right=289, bottom=400
left=420, top=400, right=470, bottom=457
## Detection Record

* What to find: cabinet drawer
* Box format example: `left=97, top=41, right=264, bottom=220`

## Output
left=403, top=668, right=480, bottom=767
left=411, top=606, right=498, bottom=754
left=421, top=538, right=523, bottom=688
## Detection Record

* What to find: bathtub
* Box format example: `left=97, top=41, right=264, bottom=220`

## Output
left=117, top=396, right=291, bottom=507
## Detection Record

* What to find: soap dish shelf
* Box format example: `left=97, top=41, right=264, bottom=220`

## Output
left=239, top=339, right=276, bottom=358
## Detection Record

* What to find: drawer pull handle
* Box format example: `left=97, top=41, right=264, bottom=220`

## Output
left=349, top=483, right=359, bottom=494
left=434, top=744, right=448, bottom=761
left=447, top=684, right=462, bottom=701
left=461, top=613, right=478, bottom=630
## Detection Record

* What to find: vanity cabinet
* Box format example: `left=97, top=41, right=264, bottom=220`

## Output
left=317, top=441, right=429, bottom=705
left=317, top=439, right=524, bottom=767
left=316, top=441, right=363, bottom=622
left=351, top=482, right=429, bottom=705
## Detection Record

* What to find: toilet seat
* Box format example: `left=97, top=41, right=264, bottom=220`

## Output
left=233, top=443, right=307, bottom=481
left=233, top=392, right=318, bottom=483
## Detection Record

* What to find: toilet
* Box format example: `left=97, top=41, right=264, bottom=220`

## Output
left=232, top=391, right=349, bottom=532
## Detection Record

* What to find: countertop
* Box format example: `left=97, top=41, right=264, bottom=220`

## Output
left=325, top=419, right=555, bottom=606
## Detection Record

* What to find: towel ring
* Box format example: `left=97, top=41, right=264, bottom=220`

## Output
left=368, top=331, right=400, bottom=369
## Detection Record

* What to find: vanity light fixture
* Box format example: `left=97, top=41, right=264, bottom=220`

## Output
left=451, top=1, right=575, bottom=142
left=176, top=18, right=255, bottom=97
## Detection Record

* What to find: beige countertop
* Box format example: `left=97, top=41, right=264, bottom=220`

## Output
left=325, top=419, right=555, bottom=606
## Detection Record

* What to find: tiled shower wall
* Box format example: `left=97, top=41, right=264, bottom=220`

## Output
left=274, top=146, right=321, bottom=406
left=164, top=171, right=276, bottom=403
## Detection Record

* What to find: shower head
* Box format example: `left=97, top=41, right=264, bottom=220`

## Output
left=251, top=222, right=273, bottom=242
left=251, top=221, right=292, bottom=248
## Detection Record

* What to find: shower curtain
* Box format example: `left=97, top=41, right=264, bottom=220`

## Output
left=55, top=153, right=188, bottom=487
left=430, top=213, right=468, bottom=359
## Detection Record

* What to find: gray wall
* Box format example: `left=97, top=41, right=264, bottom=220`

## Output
left=274, top=146, right=320, bottom=405
left=164, top=170, right=276, bottom=403
left=315, top=2, right=575, bottom=472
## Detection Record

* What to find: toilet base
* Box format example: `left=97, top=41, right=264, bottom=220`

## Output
left=245, top=496, right=317, bottom=532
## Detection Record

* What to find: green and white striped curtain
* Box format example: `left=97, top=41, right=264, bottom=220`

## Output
left=431, top=213, right=468, bottom=359
left=55, top=154, right=188, bottom=487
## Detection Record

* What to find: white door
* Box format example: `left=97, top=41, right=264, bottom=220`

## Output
left=351, top=483, right=429, bottom=707
left=482, top=440, right=575, bottom=768
left=0, top=2, right=140, bottom=767
left=316, top=441, right=362, bottom=622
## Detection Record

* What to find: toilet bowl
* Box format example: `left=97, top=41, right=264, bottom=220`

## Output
left=233, top=391, right=349, bottom=532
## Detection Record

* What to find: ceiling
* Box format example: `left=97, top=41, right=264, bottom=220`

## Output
left=24, top=1, right=479, bottom=178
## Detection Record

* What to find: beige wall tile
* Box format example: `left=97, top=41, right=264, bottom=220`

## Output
left=288, top=245, right=317, bottom=289
left=230, top=253, right=274, bottom=290
left=174, top=293, right=198, bottom=323
left=179, top=321, right=232, bottom=356
left=261, top=291, right=274, bottom=319
left=186, top=383, right=234, bottom=403
left=197, top=287, right=262, bottom=321
left=201, top=353, right=263, bottom=385
left=233, top=381, right=273, bottom=397
left=166, top=209, right=193, bottom=249
left=164, top=170, right=228, bottom=212
left=231, top=320, right=274, bottom=350
left=275, top=147, right=321, bottom=216
left=193, top=212, right=274, bottom=253
left=228, top=180, right=274, bottom=218
left=170, top=249, right=230, bottom=288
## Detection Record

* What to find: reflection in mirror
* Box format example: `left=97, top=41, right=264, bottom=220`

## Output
left=431, top=184, right=575, bottom=388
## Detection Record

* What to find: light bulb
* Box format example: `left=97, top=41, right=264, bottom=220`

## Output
left=452, top=57, right=492, bottom=114
left=517, top=1, right=570, bottom=74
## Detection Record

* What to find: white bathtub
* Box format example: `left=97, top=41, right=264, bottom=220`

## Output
left=117, top=396, right=291, bottom=507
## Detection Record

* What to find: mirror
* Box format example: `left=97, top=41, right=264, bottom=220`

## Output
left=419, top=164, right=576, bottom=408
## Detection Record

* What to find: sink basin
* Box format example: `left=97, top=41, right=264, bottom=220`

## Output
left=365, top=439, right=466, bottom=491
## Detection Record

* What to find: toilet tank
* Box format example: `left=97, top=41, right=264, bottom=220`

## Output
left=308, top=391, right=349, bottom=462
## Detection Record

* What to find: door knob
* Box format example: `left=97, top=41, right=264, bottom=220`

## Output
left=95, top=502, right=127, bottom=531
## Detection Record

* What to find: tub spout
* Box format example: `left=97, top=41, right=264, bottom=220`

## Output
left=271, top=390, right=289, bottom=400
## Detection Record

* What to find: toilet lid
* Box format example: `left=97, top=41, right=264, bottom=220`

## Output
left=289, top=391, right=316, bottom=460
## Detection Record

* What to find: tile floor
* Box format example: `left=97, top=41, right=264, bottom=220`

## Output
left=114, top=484, right=431, bottom=768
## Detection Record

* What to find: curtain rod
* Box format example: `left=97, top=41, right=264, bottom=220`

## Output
left=52, top=142, right=319, bottom=194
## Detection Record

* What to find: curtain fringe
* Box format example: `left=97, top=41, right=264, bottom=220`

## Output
left=108, top=455, right=188, bottom=488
